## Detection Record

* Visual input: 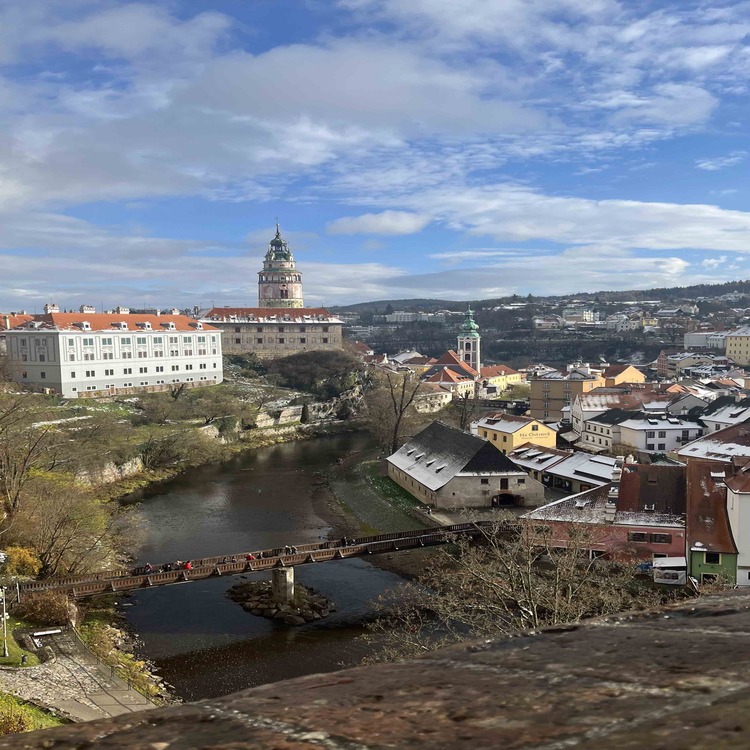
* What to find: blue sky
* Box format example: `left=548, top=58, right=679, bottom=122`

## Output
left=1, top=0, right=749, bottom=310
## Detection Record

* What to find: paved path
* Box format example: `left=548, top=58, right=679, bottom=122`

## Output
left=0, top=630, right=156, bottom=722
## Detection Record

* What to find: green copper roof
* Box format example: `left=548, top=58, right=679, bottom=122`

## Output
left=460, top=307, right=480, bottom=338
left=265, top=224, right=293, bottom=262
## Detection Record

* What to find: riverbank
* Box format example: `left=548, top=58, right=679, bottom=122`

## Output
left=108, top=418, right=363, bottom=502
left=316, top=446, right=446, bottom=579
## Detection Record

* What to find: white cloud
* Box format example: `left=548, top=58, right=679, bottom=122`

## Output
left=696, top=151, right=748, bottom=171
left=701, top=256, right=727, bottom=268
left=327, top=211, right=430, bottom=235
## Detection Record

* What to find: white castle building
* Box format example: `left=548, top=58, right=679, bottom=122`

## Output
left=5, top=311, right=223, bottom=398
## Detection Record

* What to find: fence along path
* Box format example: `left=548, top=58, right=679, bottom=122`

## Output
left=20, top=521, right=499, bottom=599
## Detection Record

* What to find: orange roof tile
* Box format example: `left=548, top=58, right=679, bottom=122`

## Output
left=1, top=313, right=34, bottom=330
left=425, top=367, right=473, bottom=384
left=480, top=364, right=518, bottom=378
left=19, top=313, right=218, bottom=333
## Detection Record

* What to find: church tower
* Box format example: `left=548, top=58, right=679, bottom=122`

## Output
left=257, top=224, right=304, bottom=308
left=457, top=307, right=481, bottom=373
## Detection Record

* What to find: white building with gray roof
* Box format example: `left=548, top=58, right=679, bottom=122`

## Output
left=386, top=422, right=545, bottom=509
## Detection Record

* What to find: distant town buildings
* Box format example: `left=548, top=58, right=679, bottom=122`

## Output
left=529, top=364, right=605, bottom=421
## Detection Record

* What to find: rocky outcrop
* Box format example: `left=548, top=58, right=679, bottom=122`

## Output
left=226, top=581, right=335, bottom=626
left=76, top=457, right=144, bottom=486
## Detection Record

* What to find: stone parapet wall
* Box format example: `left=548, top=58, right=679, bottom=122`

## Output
left=9, top=589, right=750, bottom=748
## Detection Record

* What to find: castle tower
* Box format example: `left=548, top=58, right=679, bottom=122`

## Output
left=257, top=224, right=304, bottom=308
left=457, top=307, right=481, bottom=373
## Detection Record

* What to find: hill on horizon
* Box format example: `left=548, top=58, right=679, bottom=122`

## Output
left=330, top=278, right=750, bottom=313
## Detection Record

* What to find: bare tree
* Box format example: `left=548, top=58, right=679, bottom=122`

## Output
left=11, top=475, right=142, bottom=577
left=366, top=371, right=423, bottom=454
left=454, top=390, right=480, bottom=432
left=364, top=518, right=678, bottom=662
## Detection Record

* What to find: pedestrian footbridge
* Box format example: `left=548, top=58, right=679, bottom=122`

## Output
left=20, top=522, right=497, bottom=599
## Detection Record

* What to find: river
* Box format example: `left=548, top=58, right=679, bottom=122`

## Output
left=121, top=432, right=405, bottom=701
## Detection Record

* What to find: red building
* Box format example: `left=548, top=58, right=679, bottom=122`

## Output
left=522, top=463, right=686, bottom=561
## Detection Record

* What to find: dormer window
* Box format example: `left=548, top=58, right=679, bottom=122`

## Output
left=136, top=321, right=152, bottom=330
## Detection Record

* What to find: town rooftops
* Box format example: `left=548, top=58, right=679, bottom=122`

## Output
left=1, top=313, right=34, bottom=330
left=618, top=464, right=686, bottom=516
left=507, top=443, right=570, bottom=472
left=473, top=413, right=547, bottom=434
left=686, top=459, right=737, bottom=554
left=421, top=350, right=478, bottom=380
left=618, top=413, right=702, bottom=431
left=11, top=313, right=219, bottom=333
left=723, top=460, right=750, bottom=494
left=200, top=307, right=341, bottom=323
left=424, top=367, right=473, bottom=384
left=678, top=422, right=750, bottom=463
left=602, top=364, right=642, bottom=378
left=587, top=408, right=642, bottom=426
left=480, top=364, right=518, bottom=378
left=697, top=395, right=750, bottom=424
left=522, top=483, right=684, bottom=528
left=575, top=390, right=674, bottom=413
left=543, top=451, right=619, bottom=485
left=387, top=421, right=524, bottom=492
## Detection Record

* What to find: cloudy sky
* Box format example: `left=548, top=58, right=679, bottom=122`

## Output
left=1, top=0, right=749, bottom=310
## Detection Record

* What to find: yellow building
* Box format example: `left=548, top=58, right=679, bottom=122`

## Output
left=602, top=364, right=646, bottom=387
left=726, top=327, right=750, bottom=367
left=480, top=364, right=523, bottom=391
left=472, top=412, right=557, bottom=454
left=529, top=369, right=605, bottom=421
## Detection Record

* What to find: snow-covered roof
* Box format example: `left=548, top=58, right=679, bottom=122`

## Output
left=387, top=422, right=524, bottom=491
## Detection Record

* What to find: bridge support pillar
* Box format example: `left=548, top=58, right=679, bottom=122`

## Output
left=271, top=566, right=295, bottom=604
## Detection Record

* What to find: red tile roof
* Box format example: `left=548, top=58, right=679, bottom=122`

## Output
left=1, top=313, right=34, bottom=330
left=18, top=313, right=218, bottom=333
left=424, top=367, right=472, bottom=384
left=687, top=459, right=737, bottom=554
left=432, top=350, right=479, bottom=377
left=618, top=464, right=686, bottom=515
left=480, top=364, right=518, bottom=378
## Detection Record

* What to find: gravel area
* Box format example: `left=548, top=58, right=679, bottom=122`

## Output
left=326, top=449, right=428, bottom=535
left=0, top=630, right=155, bottom=722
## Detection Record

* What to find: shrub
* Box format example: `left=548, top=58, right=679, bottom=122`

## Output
left=3, top=547, right=41, bottom=577
left=0, top=706, right=31, bottom=735
left=16, top=591, right=73, bottom=627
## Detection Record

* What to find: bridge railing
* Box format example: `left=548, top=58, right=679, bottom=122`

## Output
left=20, top=521, right=506, bottom=596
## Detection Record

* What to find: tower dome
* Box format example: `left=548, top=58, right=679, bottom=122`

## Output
left=460, top=307, right=480, bottom=338
left=257, top=223, right=304, bottom=308
left=457, top=306, right=481, bottom=373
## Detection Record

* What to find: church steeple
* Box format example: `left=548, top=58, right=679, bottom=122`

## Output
left=258, top=224, right=304, bottom=308
left=457, top=306, right=481, bottom=373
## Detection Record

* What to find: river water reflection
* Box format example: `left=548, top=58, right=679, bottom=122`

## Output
left=122, top=432, right=403, bottom=701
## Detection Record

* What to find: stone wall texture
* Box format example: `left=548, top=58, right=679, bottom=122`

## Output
left=6, top=589, right=750, bottom=748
